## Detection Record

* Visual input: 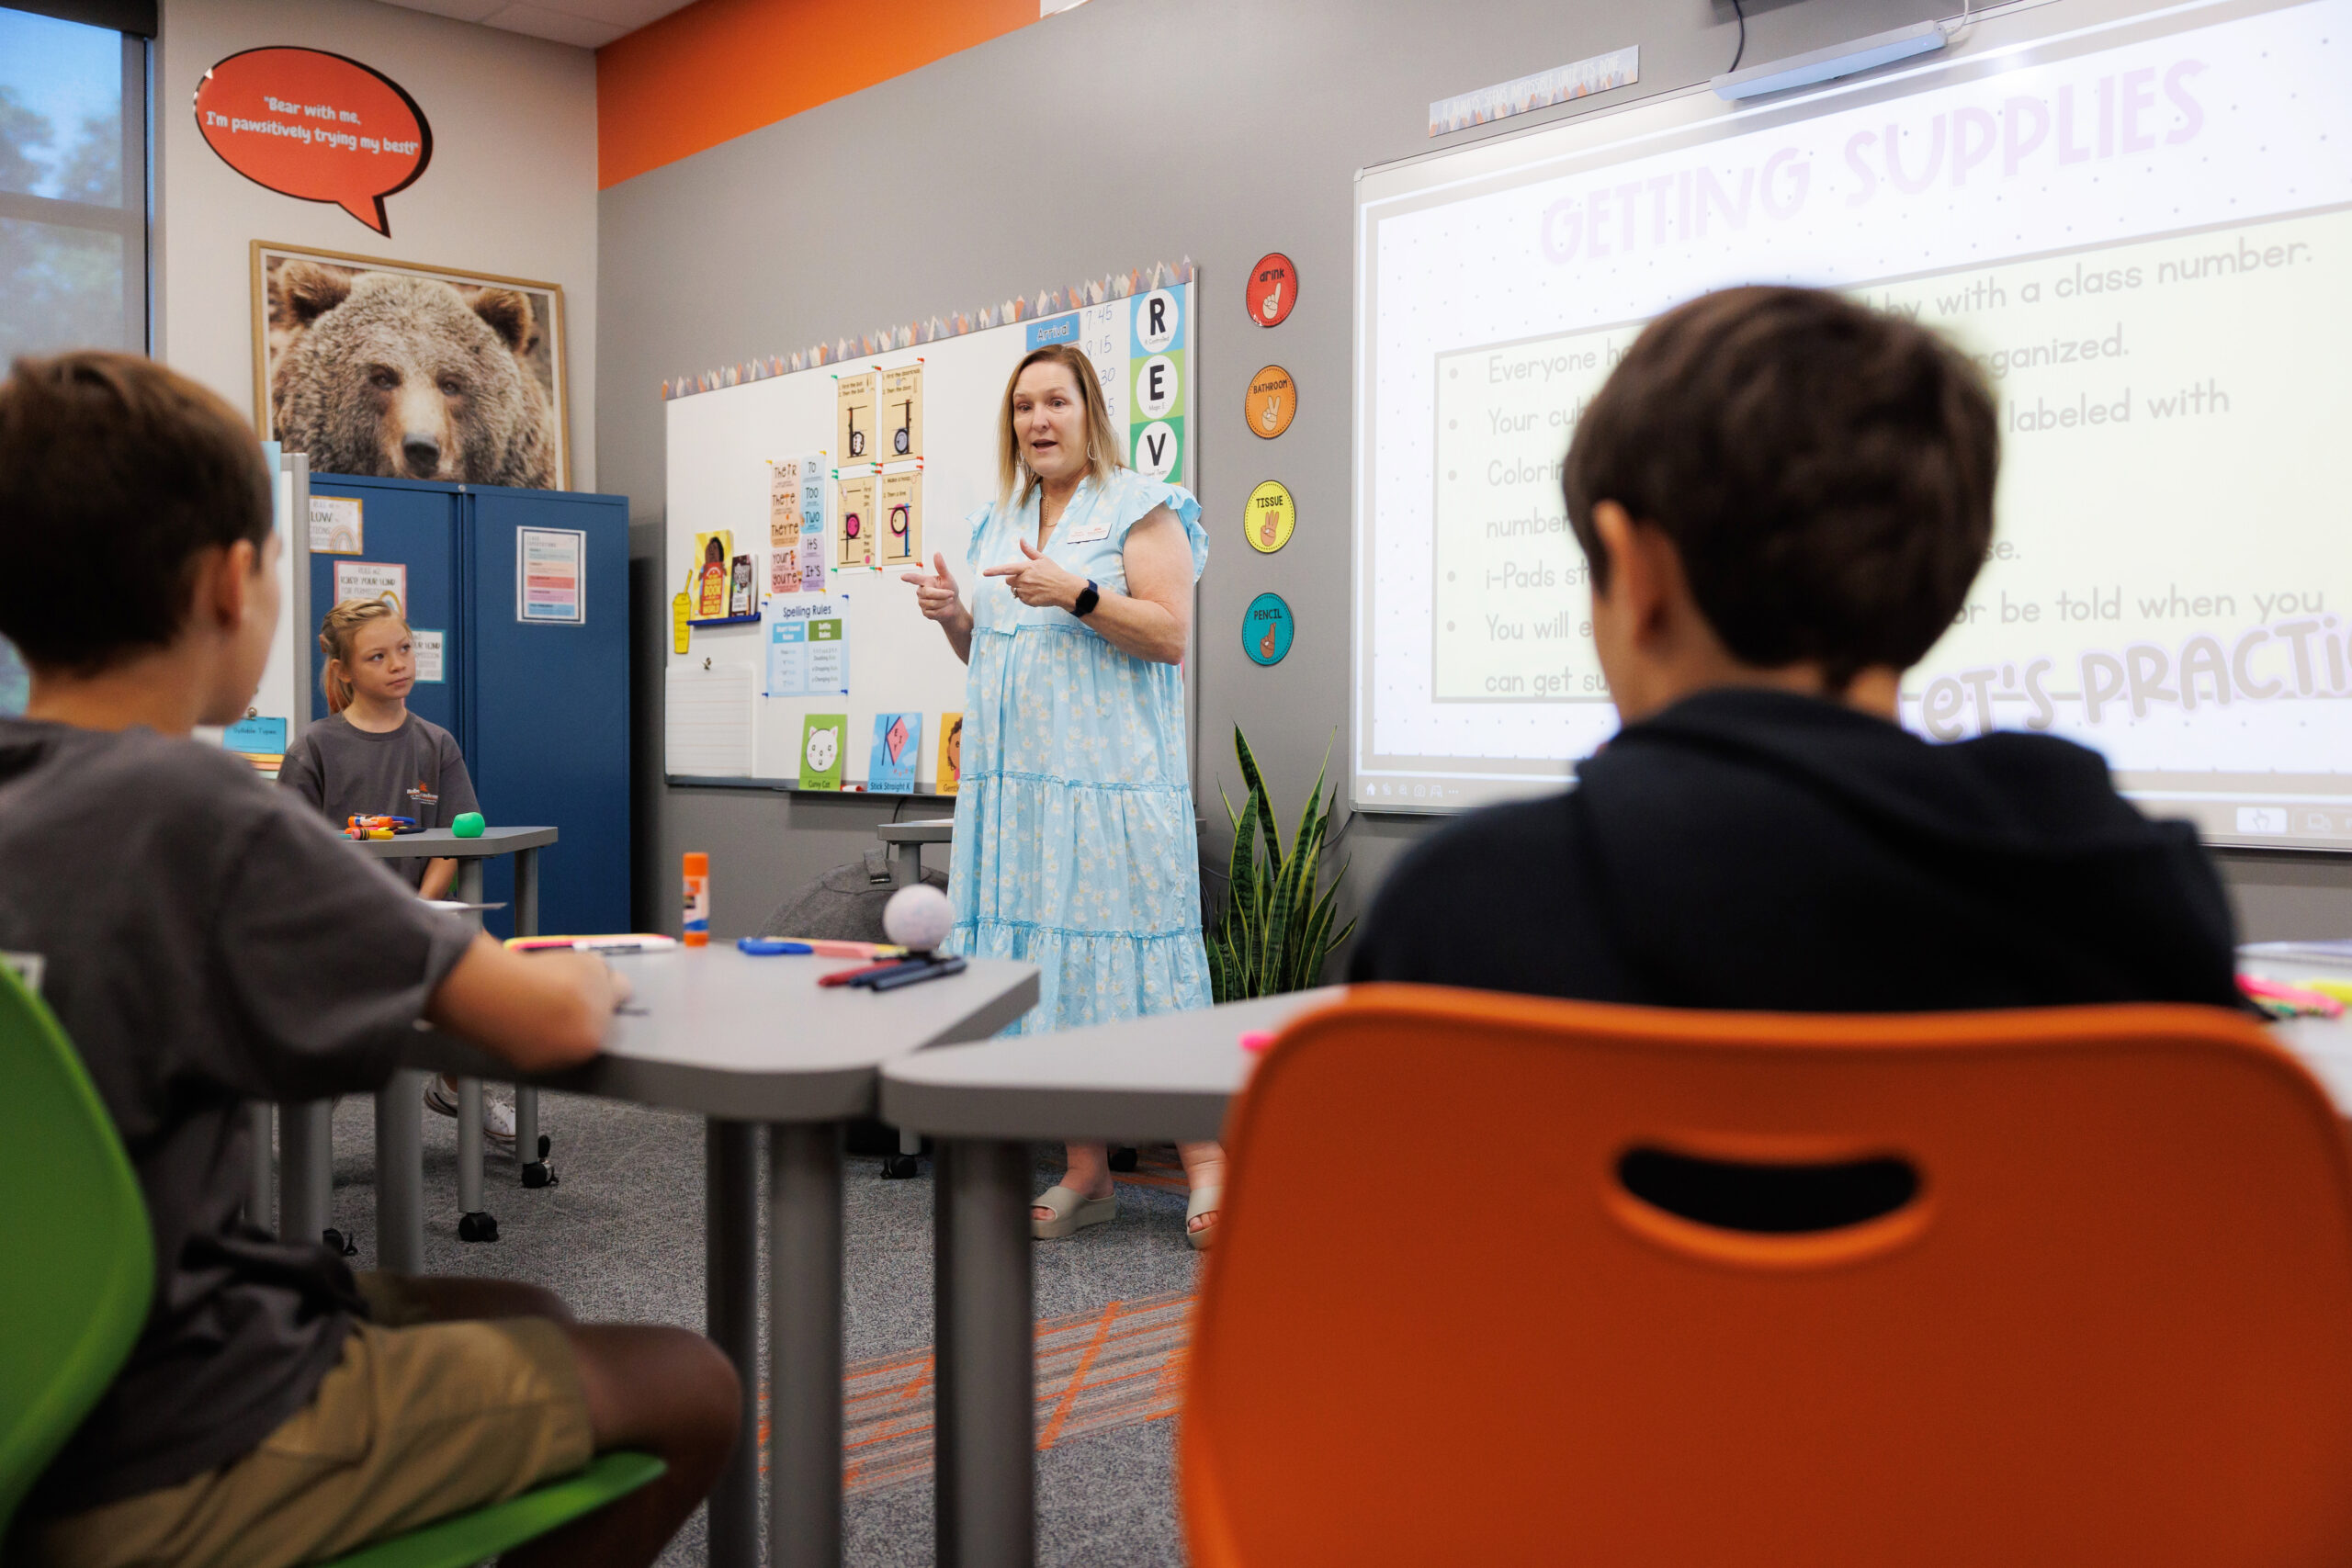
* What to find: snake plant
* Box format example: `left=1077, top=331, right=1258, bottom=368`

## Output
left=1206, top=728, right=1354, bottom=1001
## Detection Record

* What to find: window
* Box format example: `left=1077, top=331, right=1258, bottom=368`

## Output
left=0, top=3, right=149, bottom=363
left=0, top=3, right=147, bottom=709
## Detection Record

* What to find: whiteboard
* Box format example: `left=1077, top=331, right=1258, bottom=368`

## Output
left=1351, top=0, right=2352, bottom=852
left=664, top=282, right=1196, bottom=790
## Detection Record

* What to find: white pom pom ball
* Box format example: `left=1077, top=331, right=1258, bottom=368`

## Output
left=884, top=883, right=953, bottom=953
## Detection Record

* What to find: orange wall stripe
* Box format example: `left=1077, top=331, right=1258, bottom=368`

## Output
left=597, top=0, right=1041, bottom=189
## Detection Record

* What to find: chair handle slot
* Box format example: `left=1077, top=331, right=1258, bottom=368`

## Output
left=1616, top=1145, right=1919, bottom=1234
left=1605, top=1143, right=1931, bottom=1269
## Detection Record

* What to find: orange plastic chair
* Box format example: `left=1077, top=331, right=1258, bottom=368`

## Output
left=1182, top=984, right=2352, bottom=1568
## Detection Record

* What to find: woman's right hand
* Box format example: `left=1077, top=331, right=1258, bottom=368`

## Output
left=901, top=551, right=965, bottom=623
left=901, top=551, right=974, bottom=661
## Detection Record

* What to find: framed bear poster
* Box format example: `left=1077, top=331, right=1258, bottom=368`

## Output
left=251, top=241, right=571, bottom=490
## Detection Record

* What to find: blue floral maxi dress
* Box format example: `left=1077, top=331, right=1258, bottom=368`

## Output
left=945, top=468, right=1214, bottom=1034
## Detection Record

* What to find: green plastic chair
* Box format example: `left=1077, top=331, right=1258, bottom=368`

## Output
left=0, top=959, right=153, bottom=1541
left=0, top=963, right=665, bottom=1566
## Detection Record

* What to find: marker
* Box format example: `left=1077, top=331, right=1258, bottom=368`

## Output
left=810, top=938, right=909, bottom=960
left=507, top=934, right=680, bottom=954
left=738, top=937, right=814, bottom=955
left=820, top=957, right=922, bottom=988
left=2239, top=974, right=2346, bottom=1019
left=866, top=954, right=968, bottom=992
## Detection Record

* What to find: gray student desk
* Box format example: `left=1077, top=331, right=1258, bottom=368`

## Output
left=879, top=987, right=1344, bottom=1568
left=261, top=827, right=560, bottom=1270
left=876, top=815, right=956, bottom=884
left=264, top=828, right=558, bottom=1260
left=410, top=943, right=1038, bottom=1568
left=2238, top=942, right=2352, bottom=1108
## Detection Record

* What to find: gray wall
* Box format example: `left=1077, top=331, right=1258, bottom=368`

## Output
left=597, top=0, right=2351, bottom=947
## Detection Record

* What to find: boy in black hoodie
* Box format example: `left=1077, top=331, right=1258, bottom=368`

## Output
left=1350, top=286, right=2240, bottom=1011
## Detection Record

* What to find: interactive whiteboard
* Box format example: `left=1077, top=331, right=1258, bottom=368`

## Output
left=1353, top=0, right=2352, bottom=851
left=664, top=282, right=1196, bottom=790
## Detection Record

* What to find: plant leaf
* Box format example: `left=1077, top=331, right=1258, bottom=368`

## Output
left=1259, top=830, right=1295, bottom=997
left=1233, top=726, right=1283, bottom=864
left=1225, top=790, right=1260, bottom=949
left=1293, top=733, right=1335, bottom=861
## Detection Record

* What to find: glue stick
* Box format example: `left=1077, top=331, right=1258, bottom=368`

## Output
left=683, top=852, right=710, bottom=946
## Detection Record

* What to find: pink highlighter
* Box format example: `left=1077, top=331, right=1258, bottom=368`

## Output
left=2239, top=974, right=2346, bottom=1019
left=1239, top=1031, right=1275, bottom=1053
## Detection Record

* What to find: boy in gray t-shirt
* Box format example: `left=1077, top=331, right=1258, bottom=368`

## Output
left=0, top=353, right=737, bottom=1568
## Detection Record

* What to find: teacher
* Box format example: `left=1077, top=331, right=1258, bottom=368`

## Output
left=901, top=344, right=1222, bottom=1249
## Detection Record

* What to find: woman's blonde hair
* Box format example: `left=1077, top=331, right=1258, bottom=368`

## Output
left=318, top=595, right=408, bottom=714
left=996, top=344, right=1124, bottom=508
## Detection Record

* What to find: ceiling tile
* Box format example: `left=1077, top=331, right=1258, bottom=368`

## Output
left=476, top=3, right=628, bottom=47
left=537, top=0, right=700, bottom=26
left=375, top=0, right=506, bottom=20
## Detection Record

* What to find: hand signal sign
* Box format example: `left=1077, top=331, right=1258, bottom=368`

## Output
left=1247, top=365, right=1296, bottom=439
left=1246, top=252, right=1297, bottom=328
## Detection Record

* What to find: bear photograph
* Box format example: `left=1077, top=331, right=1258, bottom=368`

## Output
left=252, top=242, right=570, bottom=490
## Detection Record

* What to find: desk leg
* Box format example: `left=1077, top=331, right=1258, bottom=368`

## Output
left=454, top=861, right=490, bottom=1235
left=375, top=1070, right=425, bottom=1273
left=707, top=1120, right=762, bottom=1568
left=934, top=1138, right=1035, bottom=1568
left=456, top=1086, right=484, bottom=1222
left=514, top=847, right=543, bottom=1179
left=769, top=1122, right=843, bottom=1568
left=280, top=1100, right=334, bottom=1247
left=246, top=1103, right=275, bottom=1233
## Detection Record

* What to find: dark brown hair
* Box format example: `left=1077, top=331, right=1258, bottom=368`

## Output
left=0, top=352, right=274, bottom=672
left=1563, top=286, right=1997, bottom=690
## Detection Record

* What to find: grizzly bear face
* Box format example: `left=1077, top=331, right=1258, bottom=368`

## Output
left=270, top=263, right=560, bottom=489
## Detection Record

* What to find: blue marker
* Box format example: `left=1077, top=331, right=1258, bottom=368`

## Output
left=736, top=937, right=814, bottom=955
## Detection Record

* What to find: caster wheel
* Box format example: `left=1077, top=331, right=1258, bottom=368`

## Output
left=521, top=1160, right=557, bottom=1190
left=458, top=1211, right=500, bottom=1243
left=1108, top=1146, right=1139, bottom=1172
left=322, top=1228, right=356, bottom=1258
left=537, top=1134, right=552, bottom=1159
left=880, top=1153, right=922, bottom=1179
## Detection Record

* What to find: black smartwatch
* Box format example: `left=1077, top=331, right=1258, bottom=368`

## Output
left=1072, top=579, right=1101, bottom=617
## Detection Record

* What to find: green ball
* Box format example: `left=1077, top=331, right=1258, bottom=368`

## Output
left=451, top=811, right=485, bottom=839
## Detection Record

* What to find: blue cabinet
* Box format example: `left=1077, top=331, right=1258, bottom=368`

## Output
left=307, top=475, right=630, bottom=939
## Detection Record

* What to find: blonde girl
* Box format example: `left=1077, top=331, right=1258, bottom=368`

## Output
left=278, top=596, right=503, bottom=1143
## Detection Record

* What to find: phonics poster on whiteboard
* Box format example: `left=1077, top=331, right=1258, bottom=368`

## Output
left=1354, top=0, right=2352, bottom=850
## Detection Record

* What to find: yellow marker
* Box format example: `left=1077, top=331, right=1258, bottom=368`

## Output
left=2301, top=977, right=2352, bottom=1005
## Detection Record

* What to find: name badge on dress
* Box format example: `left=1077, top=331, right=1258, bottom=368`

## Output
left=1060, top=515, right=1113, bottom=545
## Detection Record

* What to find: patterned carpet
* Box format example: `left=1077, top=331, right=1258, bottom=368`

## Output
left=319, top=1093, right=1206, bottom=1565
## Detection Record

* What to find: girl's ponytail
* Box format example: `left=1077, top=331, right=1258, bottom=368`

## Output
left=317, top=595, right=407, bottom=714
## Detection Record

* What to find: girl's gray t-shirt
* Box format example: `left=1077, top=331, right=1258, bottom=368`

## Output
left=277, top=714, right=480, bottom=886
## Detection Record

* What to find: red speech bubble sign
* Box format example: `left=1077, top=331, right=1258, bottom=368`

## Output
left=194, top=48, right=431, bottom=235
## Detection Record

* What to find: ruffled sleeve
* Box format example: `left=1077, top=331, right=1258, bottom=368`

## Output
left=963, top=498, right=997, bottom=570
left=1104, top=470, right=1207, bottom=582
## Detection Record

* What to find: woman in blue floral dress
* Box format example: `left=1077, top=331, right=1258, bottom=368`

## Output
left=900, top=344, right=1221, bottom=1247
